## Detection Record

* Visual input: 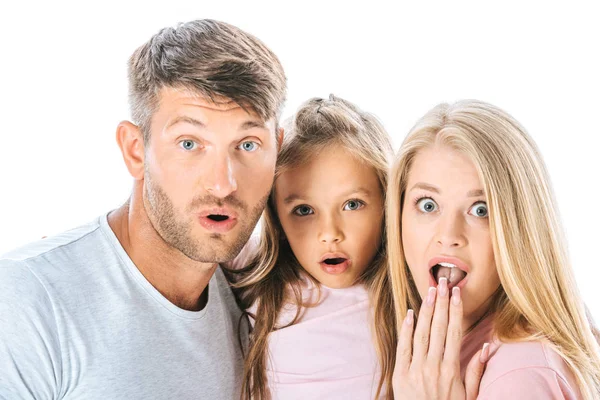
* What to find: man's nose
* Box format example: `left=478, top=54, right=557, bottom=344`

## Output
left=204, top=152, right=238, bottom=198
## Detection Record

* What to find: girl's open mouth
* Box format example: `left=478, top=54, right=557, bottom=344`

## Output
left=319, top=255, right=351, bottom=275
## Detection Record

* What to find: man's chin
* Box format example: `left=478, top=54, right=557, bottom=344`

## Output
left=182, top=230, right=249, bottom=264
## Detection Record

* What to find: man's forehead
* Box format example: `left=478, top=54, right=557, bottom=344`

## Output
left=158, top=87, right=263, bottom=117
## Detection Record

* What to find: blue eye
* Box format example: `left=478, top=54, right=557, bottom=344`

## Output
left=239, top=141, right=259, bottom=152
left=343, top=199, right=364, bottom=211
left=293, top=205, right=314, bottom=216
left=416, top=198, right=438, bottom=213
left=469, top=202, right=488, bottom=218
left=180, top=140, right=196, bottom=151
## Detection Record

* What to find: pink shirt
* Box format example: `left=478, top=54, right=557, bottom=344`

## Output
left=460, top=317, right=583, bottom=399
left=234, top=239, right=383, bottom=399
left=248, top=281, right=383, bottom=399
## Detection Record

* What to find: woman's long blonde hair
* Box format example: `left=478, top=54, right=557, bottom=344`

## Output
left=234, top=94, right=396, bottom=399
left=387, top=100, right=600, bottom=399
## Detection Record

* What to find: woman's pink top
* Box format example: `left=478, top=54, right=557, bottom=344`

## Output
left=460, top=317, right=583, bottom=399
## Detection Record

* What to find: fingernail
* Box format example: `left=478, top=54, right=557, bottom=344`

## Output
left=405, top=309, right=414, bottom=326
left=452, top=287, right=461, bottom=305
left=438, top=277, right=448, bottom=296
left=427, top=287, right=436, bottom=306
left=480, top=343, right=490, bottom=363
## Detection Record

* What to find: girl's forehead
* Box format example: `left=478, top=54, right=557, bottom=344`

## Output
left=275, top=149, right=382, bottom=200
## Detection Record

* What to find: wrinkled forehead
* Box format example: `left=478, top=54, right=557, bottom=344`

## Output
left=153, top=86, right=278, bottom=131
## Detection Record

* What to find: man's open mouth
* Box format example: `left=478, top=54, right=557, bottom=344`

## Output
left=206, top=214, right=229, bottom=222
left=197, top=208, right=238, bottom=233
left=430, top=262, right=468, bottom=288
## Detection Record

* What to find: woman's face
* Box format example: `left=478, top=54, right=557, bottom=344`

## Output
left=401, top=144, right=500, bottom=327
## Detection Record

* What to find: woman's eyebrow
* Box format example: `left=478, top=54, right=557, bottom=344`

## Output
left=409, top=183, right=484, bottom=198
left=409, top=182, right=440, bottom=193
left=467, top=189, right=484, bottom=197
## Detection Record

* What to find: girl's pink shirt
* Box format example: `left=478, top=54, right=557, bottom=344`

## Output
left=249, top=282, right=383, bottom=399
left=460, top=316, right=583, bottom=399
left=234, top=238, right=383, bottom=399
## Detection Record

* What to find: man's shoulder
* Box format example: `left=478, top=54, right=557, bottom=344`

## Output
left=0, top=214, right=106, bottom=268
left=1, top=217, right=103, bottom=262
left=0, top=215, right=113, bottom=292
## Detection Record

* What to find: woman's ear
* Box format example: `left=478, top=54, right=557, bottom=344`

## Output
left=116, top=121, right=145, bottom=180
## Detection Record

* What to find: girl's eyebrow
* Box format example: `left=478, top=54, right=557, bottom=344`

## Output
left=283, top=193, right=305, bottom=204
left=339, top=187, right=372, bottom=198
left=282, top=187, right=373, bottom=205
left=409, top=182, right=484, bottom=197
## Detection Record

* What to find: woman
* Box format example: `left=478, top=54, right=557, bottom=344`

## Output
left=388, top=100, right=600, bottom=399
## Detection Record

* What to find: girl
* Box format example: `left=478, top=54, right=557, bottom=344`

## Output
left=231, top=94, right=397, bottom=399
left=388, top=100, right=600, bottom=399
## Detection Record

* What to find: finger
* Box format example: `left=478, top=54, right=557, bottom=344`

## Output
left=394, top=309, right=415, bottom=374
left=464, top=343, right=490, bottom=400
left=411, top=286, right=437, bottom=364
left=442, top=286, right=463, bottom=364
left=427, top=277, right=451, bottom=361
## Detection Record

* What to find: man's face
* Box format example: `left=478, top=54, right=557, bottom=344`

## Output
left=142, top=87, right=278, bottom=263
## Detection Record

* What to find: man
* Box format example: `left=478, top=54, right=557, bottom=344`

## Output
left=0, top=19, right=285, bottom=399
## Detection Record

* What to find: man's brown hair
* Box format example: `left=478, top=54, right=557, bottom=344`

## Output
left=128, top=19, right=287, bottom=142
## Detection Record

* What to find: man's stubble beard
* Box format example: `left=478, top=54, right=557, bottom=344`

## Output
left=143, top=172, right=269, bottom=263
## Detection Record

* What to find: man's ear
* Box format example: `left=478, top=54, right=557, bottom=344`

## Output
left=277, top=127, right=284, bottom=151
left=116, top=121, right=145, bottom=180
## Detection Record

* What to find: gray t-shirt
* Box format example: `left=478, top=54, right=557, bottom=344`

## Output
left=0, top=214, right=247, bottom=399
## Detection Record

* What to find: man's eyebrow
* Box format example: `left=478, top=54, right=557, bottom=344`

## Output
left=166, top=117, right=266, bottom=131
left=166, top=116, right=206, bottom=130
left=241, top=120, right=268, bottom=130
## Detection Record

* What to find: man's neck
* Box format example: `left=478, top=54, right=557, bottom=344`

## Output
left=108, top=190, right=218, bottom=312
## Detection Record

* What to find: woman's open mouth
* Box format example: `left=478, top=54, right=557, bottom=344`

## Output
left=430, top=262, right=468, bottom=289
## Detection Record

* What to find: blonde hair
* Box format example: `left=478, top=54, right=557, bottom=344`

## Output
left=387, top=100, right=600, bottom=399
left=234, top=94, right=396, bottom=399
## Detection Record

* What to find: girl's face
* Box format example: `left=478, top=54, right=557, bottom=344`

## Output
left=274, top=146, right=384, bottom=288
left=401, top=144, right=500, bottom=326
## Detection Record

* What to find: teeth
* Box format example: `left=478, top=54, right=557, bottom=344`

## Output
left=439, top=262, right=456, bottom=268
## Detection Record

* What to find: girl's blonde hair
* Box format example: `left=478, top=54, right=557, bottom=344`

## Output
left=234, top=94, right=396, bottom=399
left=387, top=100, right=600, bottom=399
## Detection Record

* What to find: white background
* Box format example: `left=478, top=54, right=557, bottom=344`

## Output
left=0, top=1, right=598, bottom=321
